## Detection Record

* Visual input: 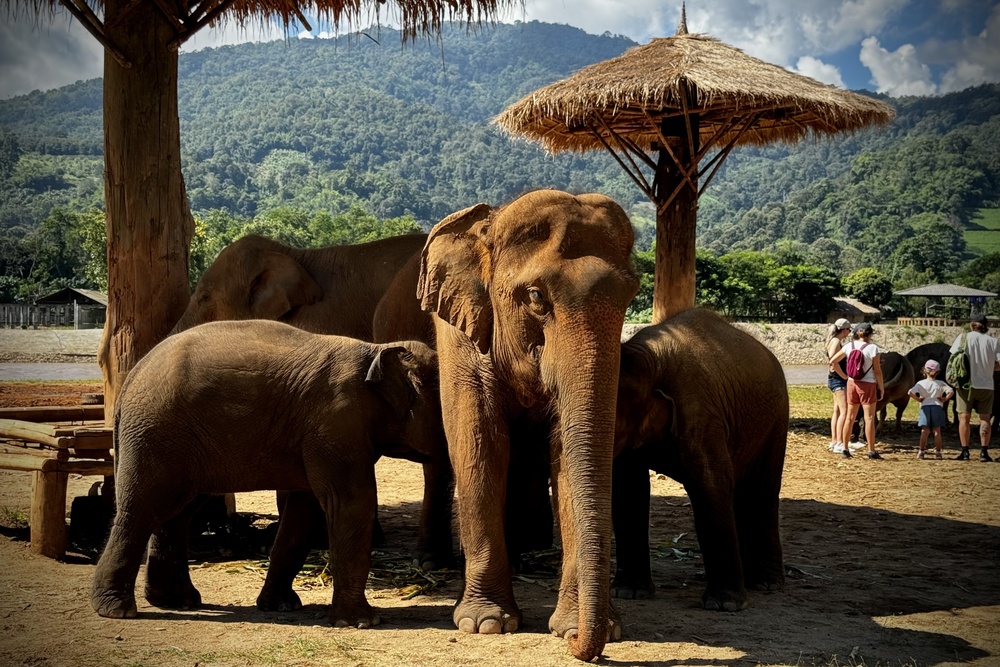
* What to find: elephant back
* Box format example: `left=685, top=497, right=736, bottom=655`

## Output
left=905, top=342, right=951, bottom=378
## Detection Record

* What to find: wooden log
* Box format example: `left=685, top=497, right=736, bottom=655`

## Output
left=58, top=460, right=115, bottom=476
left=0, top=406, right=105, bottom=422
left=0, top=419, right=61, bottom=446
left=30, top=470, right=69, bottom=559
left=0, top=443, right=61, bottom=459
left=68, top=429, right=114, bottom=450
left=0, top=452, right=59, bottom=472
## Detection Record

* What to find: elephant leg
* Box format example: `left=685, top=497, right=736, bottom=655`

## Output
left=610, top=449, right=654, bottom=599
left=506, top=419, right=553, bottom=565
left=893, top=399, right=908, bottom=435
left=548, top=450, right=620, bottom=642
left=686, top=469, right=746, bottom=612
left=145, top=495, right=207, bottom=610
left=257, top=490, right=324, bottom=611
left=447, top=386, right=520, bottom=634
left=733, top=459, right=784, bottom=593
left=314, top=464, right=379, bottom=628
left=91, top=508, right=157, bottom=619
left=413, top=455, right=455, bottom=571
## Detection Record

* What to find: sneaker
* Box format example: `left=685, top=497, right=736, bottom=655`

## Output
left=841, top=448, right=852, bottom=458
left=955, top=448, right=971, bottom=461
left=917, top=450, right=926, bottom=459
left=935, top=452, right=943, bottom=460
left=867, top=451, right=883, bottom=460
left=981, top=450, right=993, bottom=462
left=831, top=443, right=846, bottom=454
left=847, top=441, right=865, bottom=451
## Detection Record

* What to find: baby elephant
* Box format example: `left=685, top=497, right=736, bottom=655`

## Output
left=91, top=320, right=443, bottom=628
left=613, top=308, right=788, bottom=611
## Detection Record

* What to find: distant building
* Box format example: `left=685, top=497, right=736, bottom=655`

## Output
left=35, top=288, right=107, bottom=329
left=827, top=296, right=880, bottom=324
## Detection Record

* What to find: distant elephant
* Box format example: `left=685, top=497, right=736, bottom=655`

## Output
left=876, top=351, right=915, bottom=435
left=906, top=342, right=955, bottom=424
left=612, top=308, right=788, bottom=611
left=418, top=190, right=638, bottom=661
left=91, top=320, right=443, bottom=628
left=172, top=233, right=453, bottom=570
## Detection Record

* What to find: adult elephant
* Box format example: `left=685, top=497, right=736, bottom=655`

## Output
left=612, top=308, right=787, bottom=611
left=876, top=351, right=916, bottom=435
left=171, top=232, right=454, bottom=570
left=906, top=343, right=955, bottom=424
left=418, top=190, right=638, bottom=661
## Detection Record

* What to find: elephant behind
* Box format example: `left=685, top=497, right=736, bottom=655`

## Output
left=613, top=308, right=788, bottom=611
left=419, top=190, right=639, bottom=661
left=91, top=320, right=443, bottom=627
left=906, top=343, right=955, bottom=424
left=876, top=351, right=916, bottom=435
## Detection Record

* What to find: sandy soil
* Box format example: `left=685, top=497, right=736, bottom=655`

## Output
left=0, top=381, right=997, bottom=667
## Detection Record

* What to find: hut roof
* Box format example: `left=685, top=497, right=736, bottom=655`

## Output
left=894, top=283, right=997, bottom=298
left=36, top=287, right=108, bottom=306
left=22, top=1, right=513, bottom=39
left=832, top=296, right=880, bottom=316
left=493, top=32, right=895, bottom=153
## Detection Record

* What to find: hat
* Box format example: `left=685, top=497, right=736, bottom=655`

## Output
left=971, top=313, right=988, bottom=325
left=853, top=322, right=874, bottom=336
left=834, top=318, right=851, bottom=331
left=924, top=359, right=940, bottom=372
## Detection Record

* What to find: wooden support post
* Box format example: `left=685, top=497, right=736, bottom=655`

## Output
left=30, top=470, right=69, bottom=559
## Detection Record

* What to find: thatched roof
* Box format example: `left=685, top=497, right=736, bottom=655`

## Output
left=17, top=1, right=516, bottom=42
left=894, top=283, right=997, bottom=298
left=493, top=32, right=895, bottom=153
left=831, top=296, right=880, bottom=316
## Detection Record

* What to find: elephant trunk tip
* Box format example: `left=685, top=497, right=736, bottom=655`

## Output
left=568, top=632, right=606, bottom=663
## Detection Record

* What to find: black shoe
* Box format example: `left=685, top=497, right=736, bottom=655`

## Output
left=981, top=449, right=993, bottom=462
left=867, top=451, right=883, bottom=460
left=955, top=448, right=971, bottom=461
left=841, top=448, right=852, bottom=458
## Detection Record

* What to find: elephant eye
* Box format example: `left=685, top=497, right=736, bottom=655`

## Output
left=526, top=288, right=549, bottom=315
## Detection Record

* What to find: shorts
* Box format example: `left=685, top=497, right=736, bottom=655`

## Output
left=955, top=387, right=994, bottom=417
left=846, top=378, right=877, bottom=405
left=918, top=405, right=946, bottom=429
left=828, top=373, right=847, bottom=392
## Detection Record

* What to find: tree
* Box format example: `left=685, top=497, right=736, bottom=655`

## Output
left=843, top=268, right=894, bottom=311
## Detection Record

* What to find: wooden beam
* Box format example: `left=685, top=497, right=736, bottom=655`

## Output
left=151, top=0, right=188, bottom=33
left=596, top=116, right=654, bottom=193
left=170, top=0, right=240, bottom=49
left=30, top=471, right=68, bottom=559
left=590, top=129, right=654, bottom=201
left=0, top=452, right=59, bottom=472
left=0, top=406, right=105, bottom=422
left=104, top=0, right=144, bottom=29
left=57, top=0, right=132, bottom=68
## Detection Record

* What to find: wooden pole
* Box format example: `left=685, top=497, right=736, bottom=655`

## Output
left=652, top=110, right=700, bottom=324
left=30, top=470, right=69, bottom=559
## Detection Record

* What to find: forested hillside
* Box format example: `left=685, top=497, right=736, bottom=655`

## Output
left=1, top=21, right=998, bottom=318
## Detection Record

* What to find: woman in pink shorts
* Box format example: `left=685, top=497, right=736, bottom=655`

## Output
left=830, top=322, right=885, bottom=459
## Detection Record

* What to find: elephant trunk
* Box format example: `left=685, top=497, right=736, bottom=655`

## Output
left=552, top=324, right=619, bottom=661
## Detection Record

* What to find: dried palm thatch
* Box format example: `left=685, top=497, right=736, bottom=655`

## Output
left=493, top=32, right=895, bottom=154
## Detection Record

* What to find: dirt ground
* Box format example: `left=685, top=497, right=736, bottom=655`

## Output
left=0, top=381, right=998, bottom=667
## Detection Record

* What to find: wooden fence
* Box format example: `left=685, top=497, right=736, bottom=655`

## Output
left=0, top=304, right=94, bottom=328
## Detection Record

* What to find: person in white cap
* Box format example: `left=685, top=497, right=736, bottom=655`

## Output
left=907, top=359, right=953, bottom=459
left=825, top=318, right=853, bottom=454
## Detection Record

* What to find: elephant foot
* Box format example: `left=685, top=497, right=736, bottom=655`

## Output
left=412, top=547, right=453, bottom=572
left=144, top=581, right=202, bottom=610
left=92, top=590, right=138, bottom=619
left=372, top=517, right=386, bottom=548
left=256, top=586, right=303, bottom=612
left=702, top=586, right=748, bottom=612
left=746, top=567, right=785, bottom=592
left=548, top=602, right=621, bottom=642
left=453, top=596, right=521, bottom=634
left=610, top=571, right=655, bottom=600
left=330, top=601, right=380, bottom=629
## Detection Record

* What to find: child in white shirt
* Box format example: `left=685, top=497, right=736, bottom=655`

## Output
left=907, top=359, right=954, bottom=459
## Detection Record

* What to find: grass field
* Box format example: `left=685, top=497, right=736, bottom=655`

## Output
left=788, top=384, right=922, bottom=422
left=964, top=207, right=1000, bottom=255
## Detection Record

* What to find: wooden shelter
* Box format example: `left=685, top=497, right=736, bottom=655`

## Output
left=15, top=0, right=515, bottom=416
left=827, top=296, right=880, bottom=325
left=494, top=5, right=895, bottom=323
left=894, top=283, right=996, bottom=322
left=36, top=287, right=108, bottom=329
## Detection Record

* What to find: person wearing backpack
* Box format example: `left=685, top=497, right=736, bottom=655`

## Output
left=949, top=313, right=1000, bottom=462
left=829, top=322, right=884, bottom=459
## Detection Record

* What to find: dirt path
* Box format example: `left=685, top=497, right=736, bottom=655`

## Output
left=0, top=382, right=997, bottom=666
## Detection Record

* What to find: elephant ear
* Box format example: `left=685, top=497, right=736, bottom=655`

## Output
left=250, top=251, right=324, bottom=320
left=642, top=388, right=678, bottom=442
left=417, top=203, right=494, bottom=354
left=366, top=346, right=417, bottom=419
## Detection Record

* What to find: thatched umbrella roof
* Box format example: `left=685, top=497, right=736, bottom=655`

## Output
left=494, top=12, right=895, bottom=324
left=494, top=31, right=894, bottom=154
left=895, top=284, right=997, bottom=298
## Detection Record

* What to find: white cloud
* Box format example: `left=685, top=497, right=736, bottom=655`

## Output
left=926, top=4, right=1000, bottom=93
left=792, top=56, right=845, bottom=88
left=859, top=36, right=937, bottom=96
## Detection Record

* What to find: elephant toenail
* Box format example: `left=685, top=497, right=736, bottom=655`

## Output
left=458, top=618, right=477, bottom=634
left=704, top=600, right=720, bottom=611
left=479, top=619, right=502, bottom=634
left=334, top=620, right=349, bottom=628
left=722, top=601, right=738, bottom=612
left=502, top=617, right=519, bottom=633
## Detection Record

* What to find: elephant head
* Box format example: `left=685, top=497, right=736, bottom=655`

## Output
left=419, top=190, right=638, bottom=660
left=172, top=235, right=323, bottom=333
left=615, top=342, right=678, bottom=457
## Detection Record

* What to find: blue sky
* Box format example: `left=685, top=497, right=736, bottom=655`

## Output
left=1, top=0, right=998, bottom=99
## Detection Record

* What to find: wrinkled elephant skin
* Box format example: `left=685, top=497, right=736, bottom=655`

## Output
left=613, top=308, right=788, bottom=612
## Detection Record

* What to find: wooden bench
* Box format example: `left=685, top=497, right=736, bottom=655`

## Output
left=0, top=405, right=112, bottom=559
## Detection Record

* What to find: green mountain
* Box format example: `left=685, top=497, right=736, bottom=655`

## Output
left=1, top=21, right=998, bottom=283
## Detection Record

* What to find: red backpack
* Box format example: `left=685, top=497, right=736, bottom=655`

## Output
left=846, top=342, right=869, bottom=380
